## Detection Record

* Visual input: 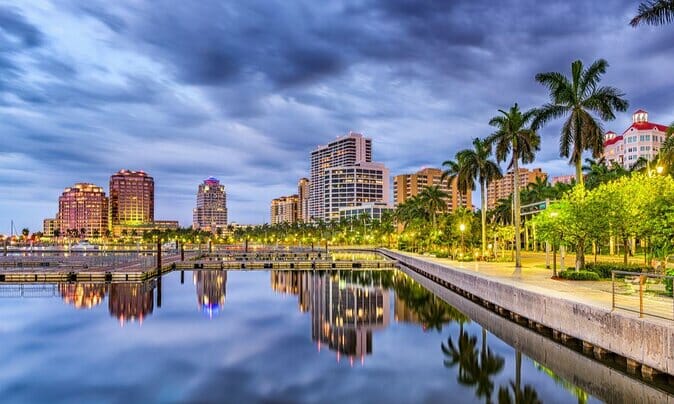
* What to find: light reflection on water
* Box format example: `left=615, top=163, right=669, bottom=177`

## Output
left=0, top=269, right=625, bottom=403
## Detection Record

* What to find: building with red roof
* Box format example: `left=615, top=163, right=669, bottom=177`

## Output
left=602, top=110, right=669, bottom=169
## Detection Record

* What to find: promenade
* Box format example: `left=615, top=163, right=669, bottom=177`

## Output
left=381, top=249, right=674, bottom=378
left=394, top=250, right=674, bottom=321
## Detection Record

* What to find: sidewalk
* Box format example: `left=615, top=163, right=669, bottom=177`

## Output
left=393, top=250, right=674, bottom=322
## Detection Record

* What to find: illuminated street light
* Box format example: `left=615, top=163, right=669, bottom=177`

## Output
left=656, top=165, right=664, bottom=175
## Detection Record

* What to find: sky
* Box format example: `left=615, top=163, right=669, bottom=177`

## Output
left=1, top=0, right=673, bottom=232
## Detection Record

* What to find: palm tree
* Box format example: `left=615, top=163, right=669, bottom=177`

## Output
left=419, top=186, right=449, bottom=235
left=533, top=59, right=629, bottom=185
left=630, top=0, right=674, bottom=26
left=456, top=138, right=502, bottom=258
left=487, top=103, right=540, bottom=268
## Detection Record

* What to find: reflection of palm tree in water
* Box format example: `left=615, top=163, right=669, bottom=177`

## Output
left=393, top=273, right=468, bottom=331
left=496, top=350, right=542, bottom=404
left=442, top=326, right=505, bottom=403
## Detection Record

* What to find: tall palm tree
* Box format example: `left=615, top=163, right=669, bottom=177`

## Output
left=418, top=186, right=449, bottom=237
left=630, top=0, right=674, bottom=26
left=456, top=138, right=502, bottom=258
left=487, top=103, right=540, bottom=268
left=533, top=59, right=629, bottom=185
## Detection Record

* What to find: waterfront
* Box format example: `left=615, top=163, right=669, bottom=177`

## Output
left=3, top=267, right=664, bottom=403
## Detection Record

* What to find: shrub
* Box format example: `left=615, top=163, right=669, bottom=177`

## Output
left=431, top=251, right=449, bottom=258
left=559, top=270, right=600, bottom=281
left=584, top=262, right=645, bottom=279
left=666, top=268, right=674, bottom=294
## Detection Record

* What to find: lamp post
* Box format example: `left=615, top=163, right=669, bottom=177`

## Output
left=459, top=223, right=466, bottom=254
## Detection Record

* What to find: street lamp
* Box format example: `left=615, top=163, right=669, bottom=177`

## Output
left=656, top=165, right=664, bottom=175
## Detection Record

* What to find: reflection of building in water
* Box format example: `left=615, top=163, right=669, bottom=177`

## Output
left=270, top=270, right=390, bottom=360
left=59, top=283, right=107, bottom=309
left=270, top=271, right=310, bottom=312
left=194, top=271, right=227, bottom=318
left=393, top=295, right=420, bottom=324
left=311, top=272, right=390, bottom=359
left=108, top=281, right=155, bottom=325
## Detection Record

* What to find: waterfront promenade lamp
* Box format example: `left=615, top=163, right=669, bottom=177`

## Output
left=459, top=223, right=466, bottom=254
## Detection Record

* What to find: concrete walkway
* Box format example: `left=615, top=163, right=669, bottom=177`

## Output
left=392, top=250, right=674, bottom=322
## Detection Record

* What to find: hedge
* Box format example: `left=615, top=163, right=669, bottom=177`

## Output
left=666, top=268, right=674, bottom=294
left=583, top=262, right=645, bottom=279
left=559, top=270, right=600, bottom=281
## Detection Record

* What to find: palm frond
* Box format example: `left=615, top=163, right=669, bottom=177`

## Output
left=630, top=0, right=674, bottom=26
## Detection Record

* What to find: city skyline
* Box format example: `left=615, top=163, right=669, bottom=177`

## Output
left=1, top=1, right=674, bottom=231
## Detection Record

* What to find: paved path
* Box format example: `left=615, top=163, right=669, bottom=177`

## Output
left=393, top=250, right=674, bottom=322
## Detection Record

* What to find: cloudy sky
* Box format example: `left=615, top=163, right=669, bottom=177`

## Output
left=1, top=0, right=673, bottom=231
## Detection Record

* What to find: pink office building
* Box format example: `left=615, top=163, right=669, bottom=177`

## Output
left=57, top=183, right=109, bottom=237
left=603, top=109, right=669, bottom=169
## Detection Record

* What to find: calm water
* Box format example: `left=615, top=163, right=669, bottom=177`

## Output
left=0, top=268, right=637, bottom=403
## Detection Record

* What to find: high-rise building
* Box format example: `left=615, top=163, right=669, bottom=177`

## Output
left=602, top=109, right=669, bottom=169
left=43, top=218, right=57, bottom=237
left=109, top=169, right=154, bottom=229
left=192, top=176, right=228, bottom=232
left=297, top=178, right=310, bottom=222
left=486, top=168, right=548, bottom=209
left=270, top=194, right=300, bottom=224
left=309, top=132, right=372, bottom=221
left=57, top=183, right=109, bottom=237
left=393, top=167, right=472, bottom=211
left=323, top=162, right=390, bottom=221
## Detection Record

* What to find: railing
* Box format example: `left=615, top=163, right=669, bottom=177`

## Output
left=611, top=270, right=673, bottom=320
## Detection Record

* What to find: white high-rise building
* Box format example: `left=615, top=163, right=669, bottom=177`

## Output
left=309, top=132, right=372, bottom=221
left=193, top=177, right=228, bottom=232
left=323, top=162, right=390, bottom=221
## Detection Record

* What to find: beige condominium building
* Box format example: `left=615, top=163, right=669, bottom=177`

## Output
left=270, top=194, right=300, bottom=224
left=393, top=167, right=471, bottom=211
left=297, top=178, right=310, bottom=222
left=486, top=168, right=547, bottom=209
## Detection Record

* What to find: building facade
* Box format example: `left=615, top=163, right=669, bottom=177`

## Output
left=297, top=178, right=310, bottom=222
left=192, top=176, right=228, bottom=232
left=393, top=167, right=471, bottom=211
left=109, top=169, right=154, bottom=229
left=309, top=132, right=372, bottom=221
left=550, top=174, right=576, bottom=185
left=270, top=195, right=300, bottom=224
left=338, top=202, right=393, bottom=221
left=486, top=168, right=547, bottom=209
left=43, top=218, right=57, bottom=237
left=323, top=162, right=390, bottom=221
left=602, top=110, right=669, bottom=169
left=57, top=183, right=109, bottom=237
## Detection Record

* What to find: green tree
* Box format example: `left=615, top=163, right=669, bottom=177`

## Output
left=456, top=138, right=502, bottom=258
left=419, top=185, right=449, bottom=237
left=487, top=103, right=541, bottom=268
left=533, top=59, right=628, bottom=186
left=630, top=0, right=674, bottom=26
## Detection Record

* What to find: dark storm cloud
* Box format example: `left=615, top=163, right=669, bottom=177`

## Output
left=1, top=0, right=674, bottom=230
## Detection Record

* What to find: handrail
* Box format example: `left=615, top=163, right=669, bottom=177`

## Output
left=611, top=270, right=673, bottom=320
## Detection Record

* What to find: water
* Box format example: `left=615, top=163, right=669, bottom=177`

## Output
left=0, top=269, right=663, bottom=403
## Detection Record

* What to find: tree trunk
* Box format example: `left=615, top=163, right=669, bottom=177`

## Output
left=552, top=245, right=557, bottom=277
left=575, top=158, right=584, bottom=187
left=576, top=239, right=585, bottom=271
left=481, top=180, right=487, bottom=259
left=623, top=238, right=628, bottom=265
left=513, top=157, right=522, bottom=268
